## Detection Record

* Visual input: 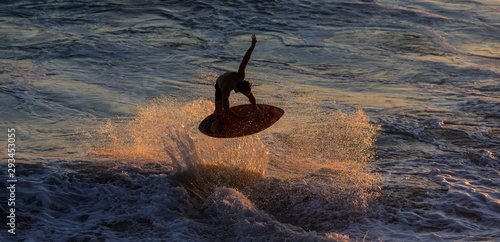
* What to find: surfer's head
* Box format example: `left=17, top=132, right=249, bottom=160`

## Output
left=235, top=80, right=252, bottom=93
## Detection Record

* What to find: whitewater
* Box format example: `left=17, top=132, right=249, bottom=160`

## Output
left=1, top=0, right=499, bottom=241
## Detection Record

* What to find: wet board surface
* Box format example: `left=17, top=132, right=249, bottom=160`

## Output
left=199, top=104, right=284, bottom=138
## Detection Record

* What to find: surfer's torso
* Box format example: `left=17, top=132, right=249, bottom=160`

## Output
left=216, top=72, right=245, bottom=98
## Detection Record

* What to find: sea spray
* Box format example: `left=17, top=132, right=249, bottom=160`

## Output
left=262, top=96, right=379, bottom=177
left=85, top=98, right=210, bottom=164
left=85, top=98, right=268, bottom=193
left=244, top=98, right=381, bottom=230
left=84, top=95, right=380, bottom=224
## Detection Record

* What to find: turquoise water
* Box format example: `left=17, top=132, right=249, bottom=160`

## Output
left=1, top=0, right=499, bottom=241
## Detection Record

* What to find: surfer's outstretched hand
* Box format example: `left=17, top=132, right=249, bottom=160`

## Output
left=251, top=34, right=257, bottom=45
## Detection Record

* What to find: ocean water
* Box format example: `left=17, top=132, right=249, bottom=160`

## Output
left=1, top=0, right=499, bottom=241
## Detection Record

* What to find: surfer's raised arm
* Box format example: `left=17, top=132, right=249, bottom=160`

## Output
left=237, top=34, right=257, bottom=79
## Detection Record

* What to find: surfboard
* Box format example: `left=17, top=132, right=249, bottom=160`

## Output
left=199, top=104, right=284, bottom=138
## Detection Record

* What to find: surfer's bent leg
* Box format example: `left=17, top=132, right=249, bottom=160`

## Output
left=212, top=84, right=223, bottom=133
left=214, top=83, right=223, bottom=116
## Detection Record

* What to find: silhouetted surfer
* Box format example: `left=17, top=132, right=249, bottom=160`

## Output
left=211, top=34, right=263, bottom=133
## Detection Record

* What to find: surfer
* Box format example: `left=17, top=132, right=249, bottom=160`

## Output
left=211, top=34, right=263, bottom=133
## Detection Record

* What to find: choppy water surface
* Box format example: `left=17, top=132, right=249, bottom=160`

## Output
left=1, top=0, right=499, bottom=241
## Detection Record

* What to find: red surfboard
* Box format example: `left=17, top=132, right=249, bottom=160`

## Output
left=199, top=104, right=284, bottom=138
